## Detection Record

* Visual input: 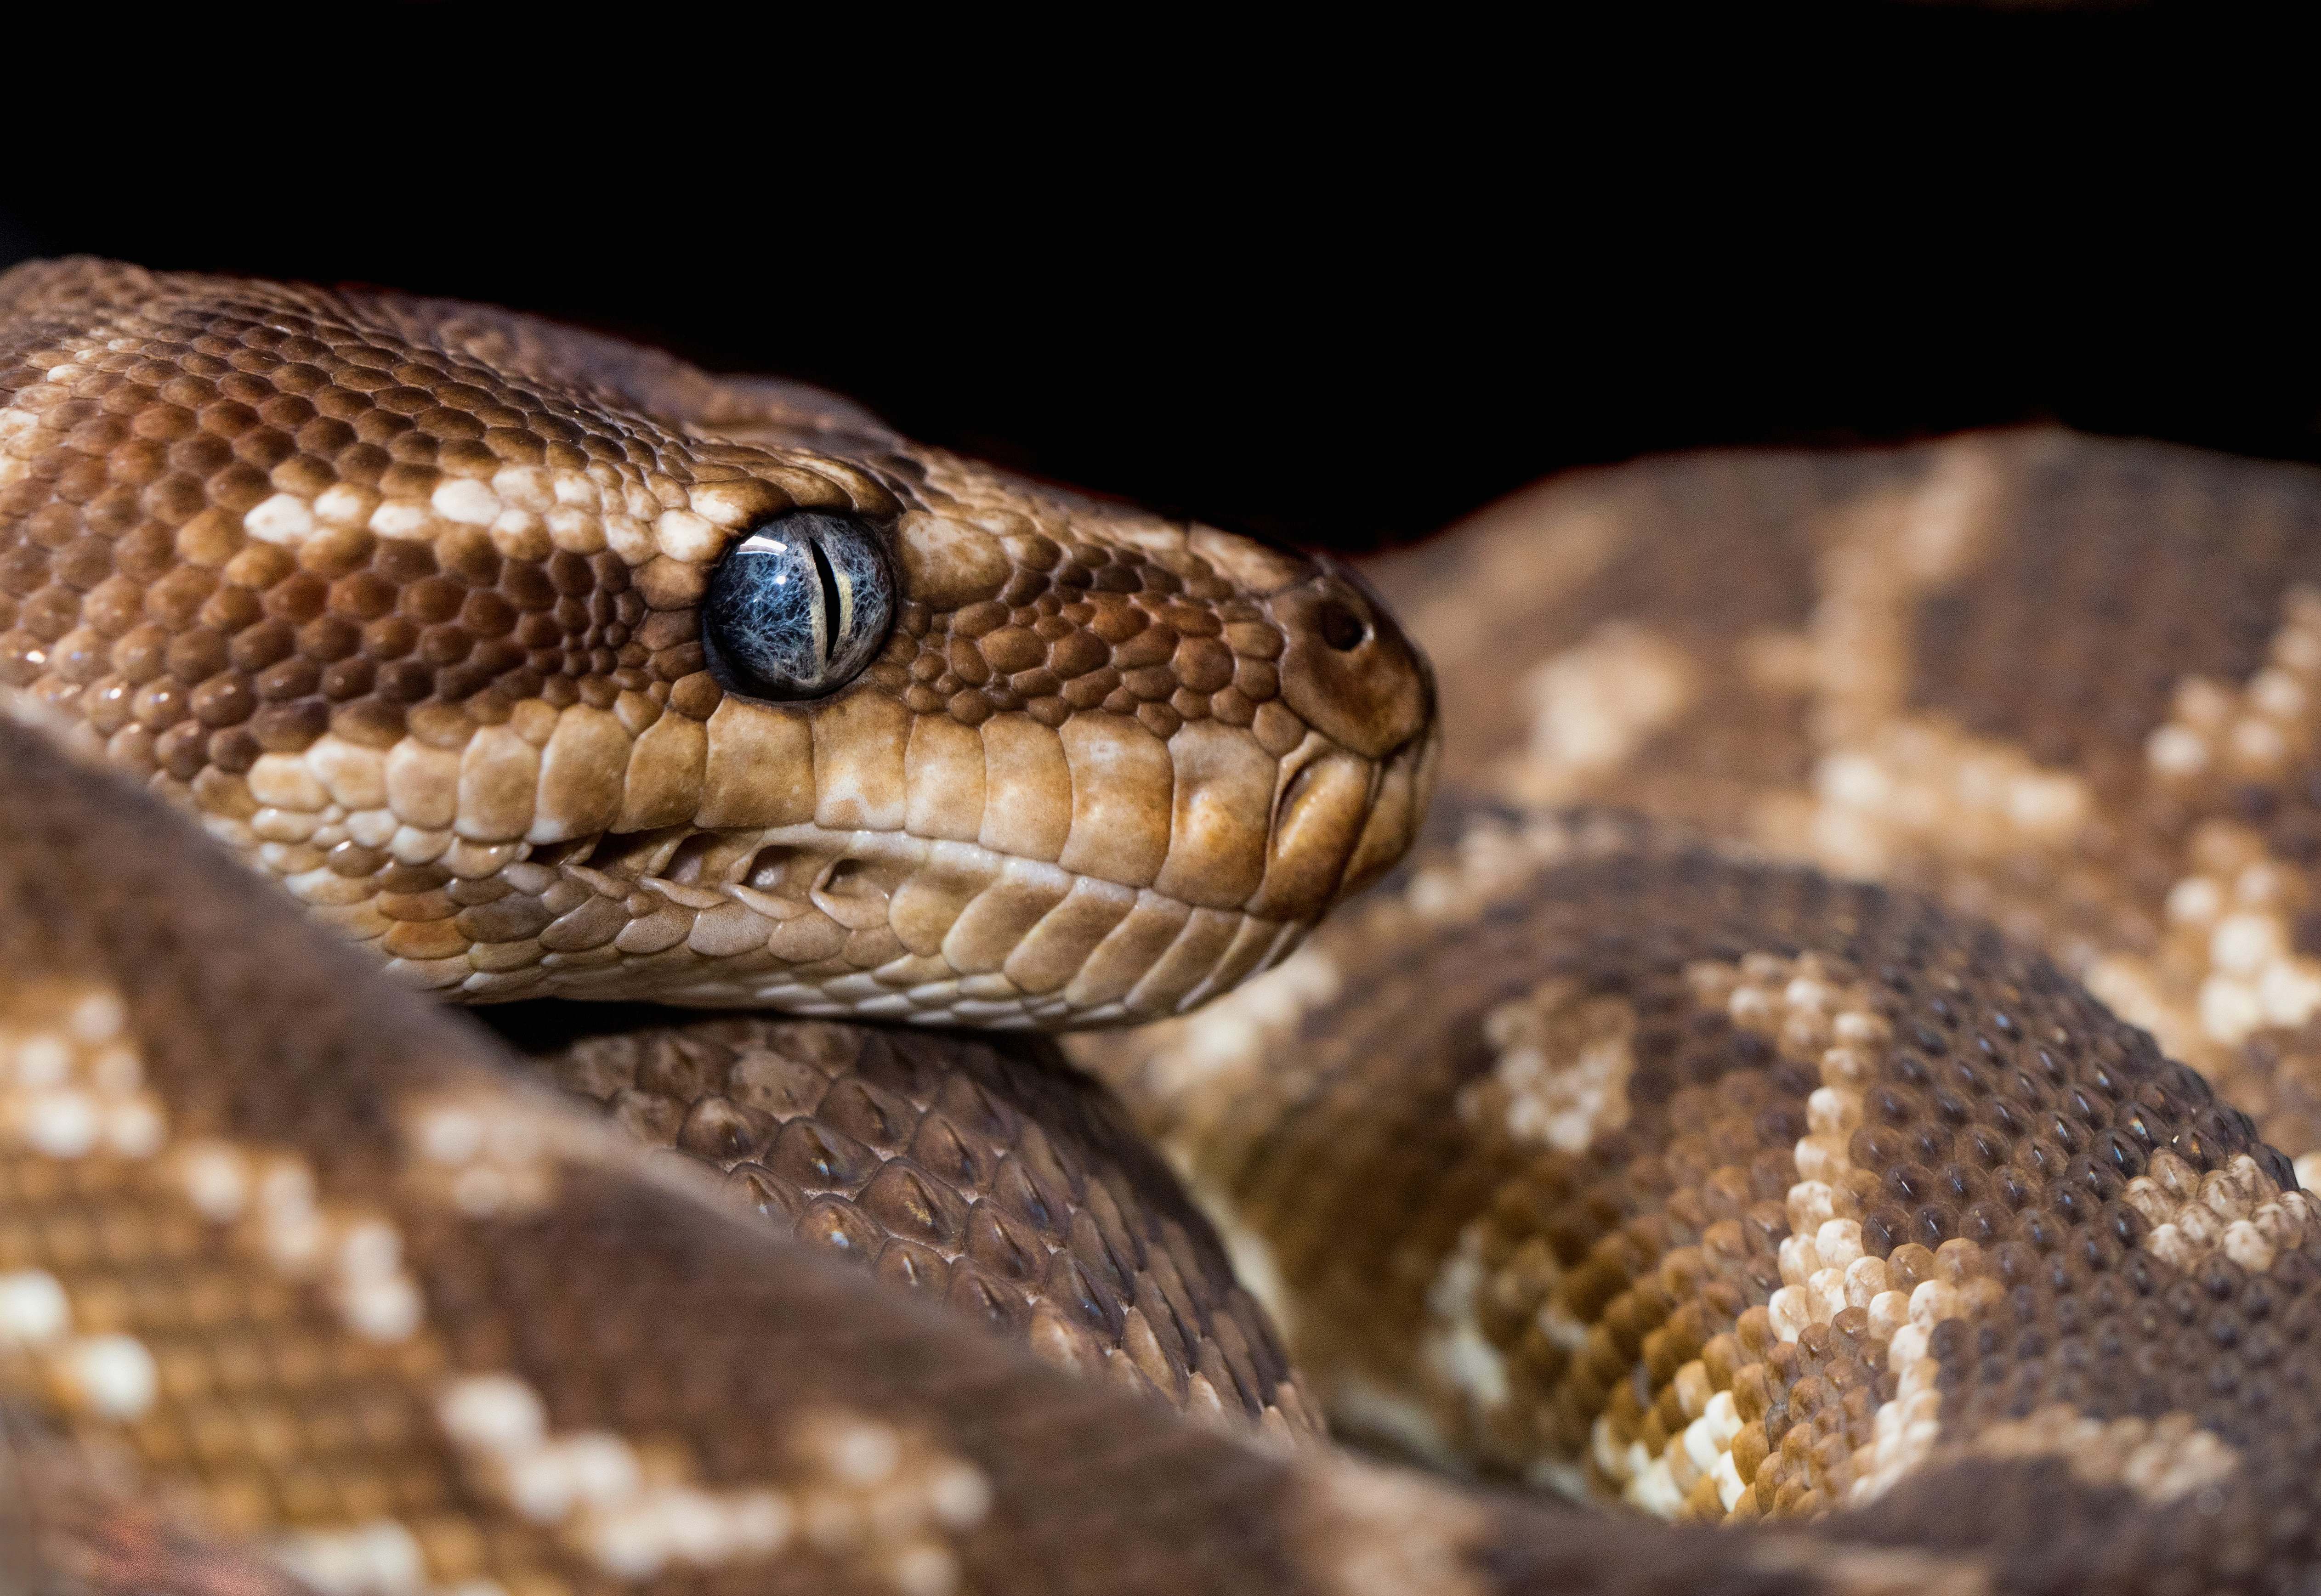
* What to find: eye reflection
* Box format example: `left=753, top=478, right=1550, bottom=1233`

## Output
left=701, top=511, right=895, bottom=702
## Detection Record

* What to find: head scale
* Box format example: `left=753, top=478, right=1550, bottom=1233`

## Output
left=0, top=260, right=1437, bottom=1026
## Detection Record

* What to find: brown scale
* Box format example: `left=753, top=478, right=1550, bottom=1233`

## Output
left=885, top=536, right=1297, bottom=744
left=0, top=269, right=1305, bottom=773
left=1166, top=843, right=1883, bottom=1417
left=24, top=592, right=2321, bottom=1593
left=1461, top=1032, right=1813, bottom=1477
left=1361, top=447, right=1894, bottom=801
left=0, top=279, right=721, bottom=769
left=1107, top=810, right=2321, bottom=1588
left=1895, top=445, right=2321, bottom=1146
left=1364, top=434, right=2321, bottom=1174
left=0, top=714, right=1367, bottom=1596
left=1905, top=447, right=2321, bottom=804
left=2, top=262, right=1436, bottom=1024
left=0, top=1158, right=457, bottom=1539
left=485, top=1009, right=1318, bottom=1441
left=3, top=714, right=1904, bottom=1596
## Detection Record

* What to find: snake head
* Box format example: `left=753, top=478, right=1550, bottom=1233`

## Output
left=0, top=261, right=1437, bottom=1025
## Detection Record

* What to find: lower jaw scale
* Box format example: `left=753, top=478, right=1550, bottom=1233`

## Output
left=360, top=820, right=1321, bottom=1027
left=280, top=719, right=1421, bottom=1024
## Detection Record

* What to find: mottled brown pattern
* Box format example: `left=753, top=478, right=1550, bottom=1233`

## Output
left=1072, top=436, right=2321, bottom=1588
left=1360, top=450, right=1891, bottom=815
left=1360, top=433, right=2321, bottom=1165
left=487, top=1010, right=1317, bottom=1438
left=0, top=260, right=1434, bottom=1025
left=1085, top=802, right=2321, bottom=1588
left=23, top=259, right=2321, bottom=1596
left=1, top=711, right=2050, bottom=1596
left=0, top=714, right=1311, bottom=1595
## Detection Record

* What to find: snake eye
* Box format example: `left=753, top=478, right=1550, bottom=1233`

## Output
left=701, top=511, right=895, bottom=702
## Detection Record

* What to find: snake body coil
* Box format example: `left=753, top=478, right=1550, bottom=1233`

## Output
left=8, top=265, right=2321, bottom=1596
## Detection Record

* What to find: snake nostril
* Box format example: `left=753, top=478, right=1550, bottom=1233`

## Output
left=1316, top=598, right=1368, bottom=652
left=1267, top=564, right=1430, bottom=760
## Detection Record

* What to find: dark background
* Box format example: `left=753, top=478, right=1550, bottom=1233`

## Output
left=5, top=6, right=2306, bottom=554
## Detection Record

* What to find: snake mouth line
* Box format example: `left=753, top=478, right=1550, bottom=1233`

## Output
left=539, top=822, right=1105, bottom=944
left=499, top=821, right=1310, bottom=1024
left=535, top=721, right=1432, bottom=934
left=449, top=724, right=1430, bottom=1022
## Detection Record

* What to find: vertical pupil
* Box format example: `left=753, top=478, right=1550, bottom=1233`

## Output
left=703, top=511, right=893, bottom=702
left=807, top=537, right=843, bottom=668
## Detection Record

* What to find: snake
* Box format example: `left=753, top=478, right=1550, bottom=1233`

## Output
left=5, top=262, right=2321, bottom=1596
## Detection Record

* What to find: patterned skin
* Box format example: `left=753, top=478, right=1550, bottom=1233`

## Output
left=487, top=1006, right=1325, bottom=1444
left=1356, top=431, right=2321, bottom=1166
left=0, top=260, right=1433, bottom=1026
left=1083, top=433, right=2321, bottom=1591
left=0, top=718, right=1440, bottom=1596
left=13, top=263, right=2321, bottom=1596
left=2, top=697, right=1995, bottom=1596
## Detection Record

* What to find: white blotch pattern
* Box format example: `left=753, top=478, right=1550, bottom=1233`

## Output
left=404, top=1092, right=559, bottom=1218
left=1145, top=945, right=1342, bottom=1106
left=1128, top=809, right=1646, bottom=1151
left=1807, top=445, right=2009, bottom=747
left=270, top=1520, right=430, bottom=1596
left=791, top=1410, right=993, bottom=1596
left=1700, top=955, right=2004, bottom=1509
left=1972, top=1405, right=2238, bottom=1505
left=1419, top=1233, right=1510, bottom=1428
left=438, top=1372, right=793, bottom=1579
left=1503, top=623, right=1698, bottom=803
left=2161, top=821, right=2321, bottom=1049
left=1297, top=1455, right=1493, bottom=1596
left=436, top=1374, right=990, bottom=1592
left=1689, top=953, right=1905, bottom=1351
left=2121, top=1149, right=2321, bottom=1277
left=1805, top=720, right=2091, bottom=878
left=2081, top=589, right=2321, bottom=1061
left=2146, top=586, right=2321, bottom=787
left=1410, top=976, right=1629, bottom=1466
left=0, top=983, right=166, bottom=1163
left=0, top=983, right=170, bottom=1422
left=1746, top=441, right=2093, bottom=885
left=1847, top=1253, right=2000, bottom=1506
left=1412, top=1214, right=1594, bottom=1494
left=0, top=1265, right=156, bottom=1420
left=170, top=1140, right=423, bottom=1343
left=1587, top=953, right=2005, bottom=1517
left=1461, top=979, right=1636, bottom=1153
left=1396, top=811, right=1630, bottom=927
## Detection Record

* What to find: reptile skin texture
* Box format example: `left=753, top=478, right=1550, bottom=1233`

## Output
left=1076, top=431, right=2321, bottom=1591
left=0, top=260, right=1434, bottom=1025
left=484, top=1007, right=1322, bottom=1444
left=13, top=264, right=2321, bottom=1595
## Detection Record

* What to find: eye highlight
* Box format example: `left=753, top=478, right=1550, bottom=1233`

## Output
left=700, top=511, right=896, bottom=702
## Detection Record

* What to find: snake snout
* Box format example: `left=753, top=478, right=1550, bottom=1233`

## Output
left=1245, top=558, right=1439, bottom=918
left=1268, top=556, right=1436, bottom=764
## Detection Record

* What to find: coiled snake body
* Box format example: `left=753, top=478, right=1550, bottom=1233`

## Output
left=5, top=262, right=2321, bottom=1595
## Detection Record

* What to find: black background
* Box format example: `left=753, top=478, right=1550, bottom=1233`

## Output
left=5, top=6, right=2307, bottom=555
